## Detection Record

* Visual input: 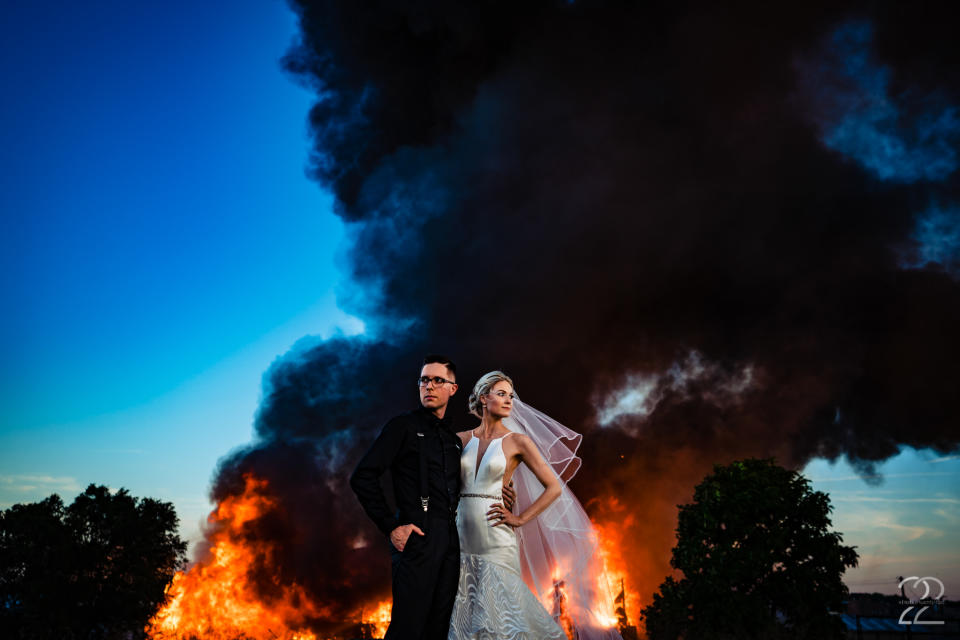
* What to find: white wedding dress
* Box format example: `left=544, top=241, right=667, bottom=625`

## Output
left=448, top=433, right=567, bottom=640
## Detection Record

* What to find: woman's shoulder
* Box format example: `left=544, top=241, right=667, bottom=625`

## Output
left=501, top=430, right=533, bottom=453
left=455, top=428, right=474, bottom=446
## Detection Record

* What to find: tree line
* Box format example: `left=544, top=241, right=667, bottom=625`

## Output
left=1, top=460, right=857, bottom=640
left=0, top=484, right=187, bottom=639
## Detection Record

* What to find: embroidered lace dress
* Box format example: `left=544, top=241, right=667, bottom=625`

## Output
left=448, top=433, right=566, bottom=640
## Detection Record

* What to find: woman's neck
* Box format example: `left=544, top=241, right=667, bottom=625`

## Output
left=475, top=413, right=505, bottom=438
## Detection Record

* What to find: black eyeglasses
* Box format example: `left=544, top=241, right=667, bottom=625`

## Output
left=417, top=376, right=455, bottom=387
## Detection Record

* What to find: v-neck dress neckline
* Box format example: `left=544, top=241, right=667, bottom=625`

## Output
left=469, top=431, right=510, bottom=482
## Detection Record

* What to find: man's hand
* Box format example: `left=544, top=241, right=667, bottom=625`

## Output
left=390, top=523, right=425, bottom=552
left=502, top=480, right=517, bottom=511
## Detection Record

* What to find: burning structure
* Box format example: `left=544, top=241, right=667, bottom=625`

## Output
left=149, top=1, right=960, bottom=639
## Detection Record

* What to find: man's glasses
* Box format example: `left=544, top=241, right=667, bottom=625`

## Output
left=417, top=376, right=455, bottom=387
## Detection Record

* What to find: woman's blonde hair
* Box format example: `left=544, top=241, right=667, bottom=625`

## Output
left=468, top=370, right=515, bottom=418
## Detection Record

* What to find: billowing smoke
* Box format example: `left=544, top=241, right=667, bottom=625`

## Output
left=209, top=0, right=960, bottom=627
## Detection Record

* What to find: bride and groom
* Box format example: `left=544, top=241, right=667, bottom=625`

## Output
left=350, top=355, right=620, bottom=640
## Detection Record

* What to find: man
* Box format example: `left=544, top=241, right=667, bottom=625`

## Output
left=350, top=354, right=464, bottom=640
left=350, top=354, right=514, bottom=640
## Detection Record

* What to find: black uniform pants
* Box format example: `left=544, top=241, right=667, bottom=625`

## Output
left=385, top=517, right=460, bottom=640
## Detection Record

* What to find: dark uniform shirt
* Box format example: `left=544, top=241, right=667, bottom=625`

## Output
left=350, top=406, right=463, bottom=537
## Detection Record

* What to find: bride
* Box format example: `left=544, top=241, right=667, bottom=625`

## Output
left=448, top=371, right=622, bottom=640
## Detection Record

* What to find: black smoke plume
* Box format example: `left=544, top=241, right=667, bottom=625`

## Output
left=209, top=0, right=960, bottom=627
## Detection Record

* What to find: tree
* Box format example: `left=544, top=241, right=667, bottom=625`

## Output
left=0, top=484, right=188, bottom=640
left=642, top=459, right=859, bottom=640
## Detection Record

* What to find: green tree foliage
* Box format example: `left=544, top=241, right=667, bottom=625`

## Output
left=642, top=459, right=859, bottom=640
left=0, top=484, right=188, bottom=639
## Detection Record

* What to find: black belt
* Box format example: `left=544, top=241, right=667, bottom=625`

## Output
left=428, top=511, right=458, bottom=523
left=398, top=510, right=457, bottom=526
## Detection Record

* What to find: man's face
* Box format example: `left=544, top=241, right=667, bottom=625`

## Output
left=419, top=363, right=458, bottom=412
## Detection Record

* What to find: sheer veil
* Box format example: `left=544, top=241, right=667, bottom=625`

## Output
left=504, top=398, right=623, bottom=640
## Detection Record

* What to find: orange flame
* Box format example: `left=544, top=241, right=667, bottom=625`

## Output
left=353, top=517, right=633, bottom=640
left=547, top=573, right=578, bottom=640
left=148, top=476, right=637, bottom=640
left=531, top=514, right=634, bottom=639
left=593, top=498, right=643, bottom=633
left=148, top=475, right=334, bottom=640
left=363, top=600, right=391, bottom=639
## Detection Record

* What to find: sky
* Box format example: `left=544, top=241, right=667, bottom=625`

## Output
left=0, top=0, right=361, bottom=545
left=0, top=0, right=956, bottom=601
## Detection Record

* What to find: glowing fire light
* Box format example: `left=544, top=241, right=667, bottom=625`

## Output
left=532, top=521, right=630, bottom=638
left=593, top=498, right=642, bottom=631
left=363, top=600, right=391, bottom=639
left=147, top=475, right=329, bottom=640
left=148, top=475, right=634, bottom=640
left=547, top=571, right=578, bottom=640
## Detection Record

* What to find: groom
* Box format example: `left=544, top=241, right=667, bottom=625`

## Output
left=350, top=354, right=514, bottom=639
left=350, top=354, right=465, bottom=640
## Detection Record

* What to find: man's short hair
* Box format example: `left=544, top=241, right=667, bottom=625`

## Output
left=422, top=354, right=457, bottom=380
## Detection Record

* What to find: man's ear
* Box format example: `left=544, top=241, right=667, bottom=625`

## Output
left=450, top=383, right=458, bottom=396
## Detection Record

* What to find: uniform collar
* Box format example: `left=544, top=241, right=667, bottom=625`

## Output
left=416, top=405, right=453, bottom=430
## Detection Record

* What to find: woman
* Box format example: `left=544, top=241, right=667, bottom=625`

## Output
left=448, top=371, right=622, bottom=640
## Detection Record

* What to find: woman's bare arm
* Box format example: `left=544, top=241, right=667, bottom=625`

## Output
left=488, top=434, right=561, bottom=527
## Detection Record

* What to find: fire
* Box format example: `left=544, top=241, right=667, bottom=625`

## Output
left=362, top=600, right=391, bottom=639
left=147, top=475, right=636, bottom=640
left=593, top=498, right=643, bottom=632
left=148, top=475, right=330, bottom=640
left=532, top=511, right=636, bottom=639
left=349, top=520, right=631, bottom=640
left=546, top=570, right=578, bottom=640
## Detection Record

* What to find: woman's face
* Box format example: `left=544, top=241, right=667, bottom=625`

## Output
left=484, top=380, right=515, bottom=419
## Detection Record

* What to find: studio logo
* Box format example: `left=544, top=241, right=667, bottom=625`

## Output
left=898, top=576, right=945, bottom=626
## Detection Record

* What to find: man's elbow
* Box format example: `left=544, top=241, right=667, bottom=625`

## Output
left=348, top=465, right=366, bottom=495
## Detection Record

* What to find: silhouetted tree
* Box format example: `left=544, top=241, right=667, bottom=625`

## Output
left=642, top=459, right=858, bottom=640
left=0, top=484, right=187, bottom=639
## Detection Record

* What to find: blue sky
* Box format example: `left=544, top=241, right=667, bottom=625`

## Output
left=0, top=0, right=955, bottom=598
left=803, top=451, right=959, bottom=594
left=0, top=0, right=360, bottom=543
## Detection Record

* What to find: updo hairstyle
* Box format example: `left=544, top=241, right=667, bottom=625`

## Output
left=468, top=370, right=515, bottom=418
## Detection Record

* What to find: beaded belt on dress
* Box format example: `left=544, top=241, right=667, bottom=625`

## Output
left=460, top=493, right=502, bottom=500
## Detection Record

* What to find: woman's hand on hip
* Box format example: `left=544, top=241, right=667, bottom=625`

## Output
left=487, top=502, right=522, bottom=528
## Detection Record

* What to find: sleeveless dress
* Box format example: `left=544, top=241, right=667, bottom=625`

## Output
left=447, top=433, right=567, bottom=640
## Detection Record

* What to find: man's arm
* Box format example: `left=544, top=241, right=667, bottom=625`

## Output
left=349, top=416, right=406, bottom=537
left=502, top=480, right=516, bottom=511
